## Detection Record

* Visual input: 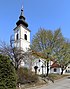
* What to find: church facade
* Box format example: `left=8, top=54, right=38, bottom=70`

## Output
left=11, top=7, right=67, bottom=75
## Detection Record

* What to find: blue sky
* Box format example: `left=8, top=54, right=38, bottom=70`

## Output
left=0, top=0, right=70, bottom=43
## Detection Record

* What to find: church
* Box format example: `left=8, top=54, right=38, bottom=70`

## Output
left=10, top=7, right=67, bottom=75
left=13, top=7, right=30, bottom=51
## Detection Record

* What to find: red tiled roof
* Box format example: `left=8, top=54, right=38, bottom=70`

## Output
left=51, top=58, right=55, bottom=62
left=32, top=50, right=55, bottom=61
left=51, top=62, right=60, bottom=68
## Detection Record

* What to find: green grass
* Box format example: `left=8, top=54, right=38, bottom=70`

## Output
left=48, top=73, right=70, bottom=80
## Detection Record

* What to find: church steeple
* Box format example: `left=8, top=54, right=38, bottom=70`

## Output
left=16, top=7, right=28, bottom=27
left=13, top=6, right=30, bottom=51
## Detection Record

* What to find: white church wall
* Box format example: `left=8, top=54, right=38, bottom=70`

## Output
left=21, top=26, right=30, bottom=42
left=32, top=58, right=51, bottom=75
left=14, top=26, right=21, bottom=48
left=14, top=25, right=30, bottom=51
left=20, top=25, right=30, bottom=51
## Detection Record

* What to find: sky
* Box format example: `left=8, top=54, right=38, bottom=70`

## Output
left=0, top=0, right=70, bottom=43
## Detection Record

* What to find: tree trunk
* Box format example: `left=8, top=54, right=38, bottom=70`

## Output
left=61, top=68, right=64, bottom=75
left=46, top=61, right=49, bottom=76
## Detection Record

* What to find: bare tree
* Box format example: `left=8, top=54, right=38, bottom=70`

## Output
left=0, top=41, right=33, bottom=71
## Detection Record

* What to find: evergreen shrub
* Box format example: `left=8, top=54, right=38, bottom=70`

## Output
left=0, top=55, right=16, bottom=89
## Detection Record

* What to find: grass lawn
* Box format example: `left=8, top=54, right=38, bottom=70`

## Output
left=48, top=73, right=70, bottom=80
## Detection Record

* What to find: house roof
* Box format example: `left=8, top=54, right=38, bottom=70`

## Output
left=32, top=50, right=48, bottom=59
left=32, top=50, right=55, bottom=62
left=51, top=61, right=60, bottom=68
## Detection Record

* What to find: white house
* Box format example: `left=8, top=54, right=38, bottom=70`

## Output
left=65, top=64, right=70, bottom=74
left=50, top=61, right=62, bottom=74
left=32, top=58, right=49, bottom=75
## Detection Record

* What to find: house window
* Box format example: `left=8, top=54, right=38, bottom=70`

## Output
left=68, top=67, right=70, bottom=68
left=24, top=34, right=27, bottom=40
left=54, top=68, right=57, bottom=72
left=16, top=33, right=19, bottom=40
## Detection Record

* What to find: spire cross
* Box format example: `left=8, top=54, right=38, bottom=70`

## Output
left=22, top=5, right=23, bottom=10
left=21, top=5, right=24, bottom=16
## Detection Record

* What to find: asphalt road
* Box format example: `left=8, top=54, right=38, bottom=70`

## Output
left=26, top=76, right=70, bottom=89
left=36, top=76, right=70, bottom=89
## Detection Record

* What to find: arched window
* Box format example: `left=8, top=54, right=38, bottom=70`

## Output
left=54, top=68, right=57, bottom=72
left=24, top=34, right=27, bottom=40
left=16, top=33, right=19, bottom=40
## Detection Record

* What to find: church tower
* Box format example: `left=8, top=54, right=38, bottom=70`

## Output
left=13, top=7, right=31, bottom=51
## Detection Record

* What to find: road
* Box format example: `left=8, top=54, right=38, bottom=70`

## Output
left=36, top=76, right=70, bottom=89
left=27, top=76, right=70, bottom=89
